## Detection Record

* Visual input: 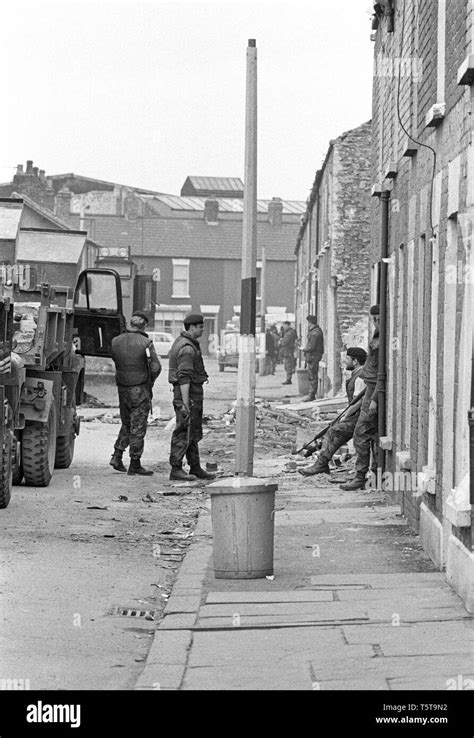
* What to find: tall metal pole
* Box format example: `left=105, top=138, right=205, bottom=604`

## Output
left=259, top=244, right=267, bottom=375
left=235, top=39, right=257, bottom=476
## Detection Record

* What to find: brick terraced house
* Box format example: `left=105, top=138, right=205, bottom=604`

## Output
left=1, top=166, right=305, bottom=354
left=370, top=0, right=473, bottom=610
left=295, top=121, right=372, bottom=396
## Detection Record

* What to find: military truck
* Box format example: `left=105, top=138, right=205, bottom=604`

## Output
left=0, top=268, right=125, bottom=508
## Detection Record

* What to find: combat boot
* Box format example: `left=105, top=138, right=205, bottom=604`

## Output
left=110, top=450, right=126, bottom=473
left=298, top=460, right=330, bottom=476
left=128, top=458, right=154, bottom=476
left=340, top=475, right=366, bottom=491
left=301, top=394, right=316, bottom=403
left=189, top=466, right=216, bottom=480
left=282, top=379, right=292, bottom=385
left=169, top=467, right=197, bottom=481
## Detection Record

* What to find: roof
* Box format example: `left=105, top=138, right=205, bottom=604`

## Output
left=0, top=199, right=23, bottom=239
left=17, top=229, right=87, bottom=264
left=145, top=194, right=306, bottom=215
left=181, top=176, right=244, bottom=197
left=11, top=192, right=73, bottom=230
left=92, top=216, right=298, bottom=261
left=48, top=172, right=163, bottom=196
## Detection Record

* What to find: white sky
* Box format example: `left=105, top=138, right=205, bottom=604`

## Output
left=0, top=0, right=374, bottom=201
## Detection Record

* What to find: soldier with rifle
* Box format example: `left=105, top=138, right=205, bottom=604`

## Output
left=299, top=347, right=367, bottom=476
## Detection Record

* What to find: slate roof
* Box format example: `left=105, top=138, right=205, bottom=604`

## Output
left=146, top=194, right=306, bottom=215
left=92, top=216, right=298, bottom=261
left=181, top=176, right=244, bottom=197
left=0, top=199, right=23, bottom=239
left=17, top=229, right=86, bottom=264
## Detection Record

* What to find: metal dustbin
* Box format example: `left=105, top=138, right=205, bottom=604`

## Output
left=296, top=368, right=309, bottom=395
left=208, top=477, right=277, bottom=579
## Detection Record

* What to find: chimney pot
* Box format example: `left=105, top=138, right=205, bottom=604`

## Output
left=26, top=160, right=33, bottom=174
left=39, top=169, right=45, bottom=181
left=32, top=167, right=39, bottom=177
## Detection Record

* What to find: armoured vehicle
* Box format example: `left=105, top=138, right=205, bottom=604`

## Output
left=0, top=268, right=125, bottom=508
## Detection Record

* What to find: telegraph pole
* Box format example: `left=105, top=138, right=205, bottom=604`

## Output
left=235, top=39, right=258, bottom=476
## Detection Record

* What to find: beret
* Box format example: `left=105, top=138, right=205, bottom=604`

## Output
left=346, top=347, right=367, bottom=364
left=132, top=310, right=149, bottom=323
left=184, top=313, right=204, bottom=326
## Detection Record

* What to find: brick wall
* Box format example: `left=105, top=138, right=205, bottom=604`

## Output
left=371, top=0, right=471, bottom=539
left=297, top=121, right=372, bottom=395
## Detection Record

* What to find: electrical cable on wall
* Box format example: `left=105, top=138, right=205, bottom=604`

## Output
left=395, top=0, right=437, bottom=234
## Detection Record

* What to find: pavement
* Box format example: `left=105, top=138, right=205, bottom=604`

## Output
left=135, top=453, right=474, bottom=691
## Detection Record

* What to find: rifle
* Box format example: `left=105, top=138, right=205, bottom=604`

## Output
left=295, top=388, right=366, bottom=457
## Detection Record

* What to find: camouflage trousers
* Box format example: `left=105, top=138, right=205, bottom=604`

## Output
left=318, top=412, right=358, bottom=464
left=282, top=353, right=296, bottom=380
left=115, top=384, right=151, bottom=459
left=169, top=384, right=203, bottom=469
left=352, top=383, right=378, bottom=478
left=306, top=358, right=320, bottom=398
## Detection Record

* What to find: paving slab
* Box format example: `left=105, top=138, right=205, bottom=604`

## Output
left=275, top=507, right=405, bottom=526
left=309, top=573, right=447, bottom=587
left=164, top=595, right=202, bottom=614
left=145, top=630, right=192, bottom=664
left=206, top=590, right=334, bottom=603
left=158, top=613, right=197, bottom=630
left=309, top=653, right=474, bottom=682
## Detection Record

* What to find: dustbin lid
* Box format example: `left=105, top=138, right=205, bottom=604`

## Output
left=208, top=476, right=278, bottom=495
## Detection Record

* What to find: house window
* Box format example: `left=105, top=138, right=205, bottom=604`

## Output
left=172, top=259, right=190, bottom=298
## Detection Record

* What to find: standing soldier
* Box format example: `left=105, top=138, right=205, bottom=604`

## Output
left=301, top=315, right=324, bottom=402
left=341, top=305, right=380, bottom=490
left=109, top=311, right=161, bottom=476
left=279, top=321, right=298, bottom=385
left=168, top=313, right=216, bottom=481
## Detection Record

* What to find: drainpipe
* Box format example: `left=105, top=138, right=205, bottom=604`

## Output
left=314, top=191, right=321, bottom=323
left=377, top=189, right=390, bottom=470
left=470, top=334, right=474, bottom=548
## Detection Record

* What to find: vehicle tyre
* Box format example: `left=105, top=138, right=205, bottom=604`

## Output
left=219, top=363, right=225, bottom=372
left=55, top=405, right=76, bottom=469
left=22, top=402, right=57, bottom=487
left=0, top=429, right=13, bottom=508
left=12, top=431, right=23, bottom=485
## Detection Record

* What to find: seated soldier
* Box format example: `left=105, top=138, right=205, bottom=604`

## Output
left=299, top=347, right=367, bottom=476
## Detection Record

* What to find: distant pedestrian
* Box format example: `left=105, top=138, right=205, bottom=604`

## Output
left=265, top=326, right=276, bottom=374
left=110, top=311, right=161, bottom=476
left=271, top=325, right=280, bottom=367
left=341, top=305, right=380, bottom=490
left=299, top=347, right=367, bottom=476
left=168, top=313, right=216, bottom=482
left=301, top=315, right=324, bottom=401
left=279, top=321, right=297, bottom=385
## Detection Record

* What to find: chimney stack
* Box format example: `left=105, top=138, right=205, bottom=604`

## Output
left=204, top=196, right=219, bottom=224
left=55, top=186, right=73, bottom=221
left=39, top=169, right=45, bottom=182
left=26, top=160, right=33, bottom=174
left=268, top=197, right=283, bottom=226
left=16, top=164, right=23, bottom=175
left=32, top=167, right=39, bottom=177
